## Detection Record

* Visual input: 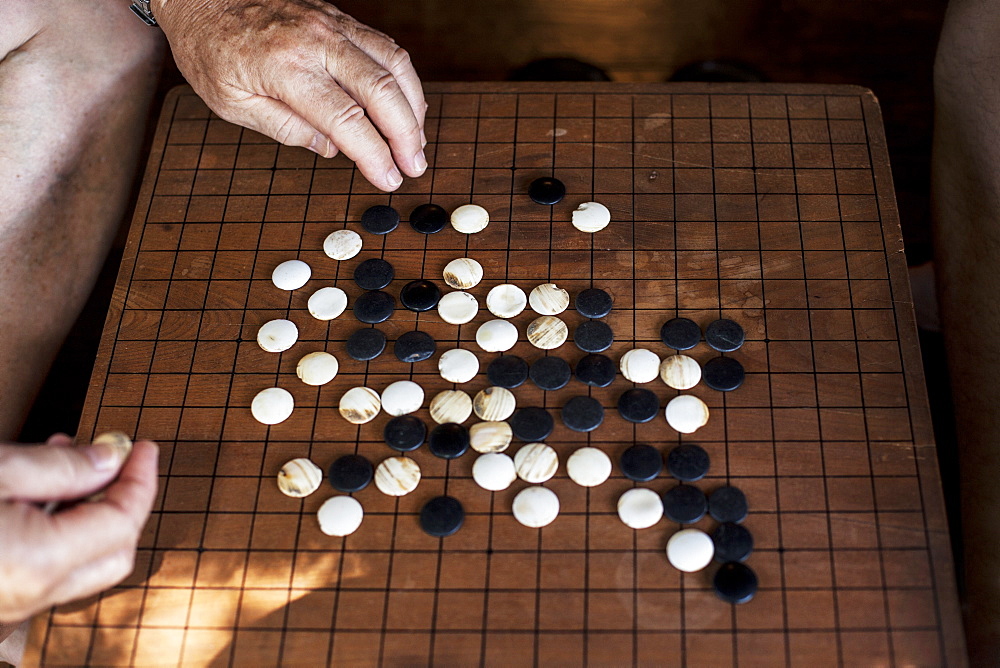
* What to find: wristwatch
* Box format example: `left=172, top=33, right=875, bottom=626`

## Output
left=129, top=0, right=157, bottom=26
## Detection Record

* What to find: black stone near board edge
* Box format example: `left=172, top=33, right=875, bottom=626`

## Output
left=575, top=287, right=613, bottom=319
left=353, top=290, right=395, bottom=324
left=394, top=330, right=436, bottom=363
left=529, top=356, right=572, bottom=391
left=528, top=176, right=567, bottom=205
left=703, top=356, right=745, bottom=392
left=328, top=454, right=374, bottom=493
left=360, top=204, right=400, bottom=235
left=509, top=406, right=555, bottom=442
left=353, top=258, right=395, bottom=290
left=620, top=443, right=662, bottom=482
left=409, top=203, right=449, bottom=234
left=487, top=355, right=530, bottom=389
left=662, top=484, right=708, bottom=524
left=574, top=319, right=614, bottom=353
left=666, top=443, right=711, bottom=482
left=660, top=317, right=701, bottom=350
left=617, top=388, right=660, bottom=423
left=400, top=279, right=442, bottom=312
left=345, top=328, right=387, bottom=361
left=383, top=415, right=426, bottom=452
left=420, top=495, right=465, bottom=537
left=429, top=423, right=470, bottom=459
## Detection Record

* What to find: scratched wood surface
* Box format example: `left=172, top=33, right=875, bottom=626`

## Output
left=24, top=82, right=964, bottom=666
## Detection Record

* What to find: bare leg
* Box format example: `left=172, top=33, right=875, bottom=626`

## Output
left=933, top=0, right=1000, bottom=660
left=0, top=0, right=165, bottom=442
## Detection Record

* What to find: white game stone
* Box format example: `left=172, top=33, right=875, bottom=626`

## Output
left=438, top=348, right=480, bottom=383
left=339, top=386, right=381, bottom=424
left=472, top=453, right=517, bottom=491
left=566, top=447, right=612, bottom=487
left=307, top=287, right=348, bottom=321
left=296, top=351, right=339, bottom=386
left=429, top=389, right=473, bottom=424
left=665, top=395, right=711, bottom=434
left=317, top=495, right=364, bottom=537
left=374, top=456, right=421, bottom=496
left=666, top=528, right=715, bottom=573
left=572, top=201, right=611, bottom=233
left=271, top=259, right=311, bottom=291
left=323, top=229, right=363, bottom=260
left=473, top=386, right=516, bottom=421
left=469, top=421, right=513, bottom=453
left=251, top=387, right=294, bottom=425
left=526, top=315, right=568, bottom=350
left=438, top=291, right=480, bottom=325
left=443, top=257, right=484, bottom=289
left=514, top=443, right=558, bottom=484
left=529, top=283, right=570, bottom=315
left=617, top=488, right=664, bottom=529
left=451, top=203, right=490, bottom=234
left=380, top=380, right=424, bottom=416
left=257, top=319, right=298, bottom=353
left=660, top=354, right=702, bottom=390
left=620, top=348, right=662, bottom=384
left=476, top=319, right=518, bottom=352
left=277, top=458, right=323, bottom=498
left=512, top=486, right=560, bottom=528
left=486, top=284, right=527, bottom=318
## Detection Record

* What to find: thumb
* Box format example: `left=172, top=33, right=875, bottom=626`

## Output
left=0, top=437, right=128, bottom=502
left=230, top=94, right=339, bottom=158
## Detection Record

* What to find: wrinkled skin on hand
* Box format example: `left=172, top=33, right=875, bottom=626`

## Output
left=152, top=0, right=427, bottom=191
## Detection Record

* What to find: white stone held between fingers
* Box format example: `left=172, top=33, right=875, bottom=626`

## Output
left=620, top=348, right=662, bottom=384
left=374, top=456, right=421, bottom=496
left=443, top=257, right=484, bottom=289
left=514, top=443, right=559, bottom=483
left=429, top=389, right=473, bottom=424
left=660, top=354, right=702, bottom=390
left=566, top=447, right=612, bottom=487
left=318, top=495, right=364, bottom=536
left=572, top=201, right=611, bottom=233
left=450, top=203, right=490, bottom=234
left=277, top=458, right=323, bottom=498
left=475, top=319, right=519, bottom=352
left=665, top=395, right=711, bottom=434
left=380, top=380, right=424, bottom=416
left=486, top=284, right=527, bottom=318
left=526, top=315, right=568, bottom=350
left=438, top=348, right=480, bottom=383
left=308, top=287, right=348, bottom=321
left=271, top=259, right=311, bottom=291
left=666, top=528, right=715, bottom=573
left=323, top=229, right=363, bottom=260
left=251, top=387, right=294, bottom=425
left=617, top=488, right=664, bottom=529
left=473, top=386, right=517, bottom=421
left=91, top=432, right=133, bottom=462
left=296, top=351, right=339, bottom=386
left=339, top=386, right=381, bottom=424
left=529, top=283, right=570, bottom=315
left=472, top=453, right=517, bottom=491
left=512, top=486, right=560, bottom=528
left=438, top=291, right=480, bottom=325
left=469, top=421, right=513, bottom=453
left=257, top=319, right=299, bottom=353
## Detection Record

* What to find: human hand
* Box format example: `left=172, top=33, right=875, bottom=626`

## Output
left=0, top=435, right=158, bottom=623
left=152, top=0, right=427, bottom=191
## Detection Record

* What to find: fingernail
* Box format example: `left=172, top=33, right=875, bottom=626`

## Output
left=83, top=442, right=124, bottom=472
left=387, top=166, right=403, bottom=188
left=420, top=129, right=428, bottom=148
left=308, top=133, right=329, bottom=157
left=414, top=150, right=427, bottom=173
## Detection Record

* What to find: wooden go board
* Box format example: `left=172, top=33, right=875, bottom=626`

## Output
left=24, top=83, right=965, bottom=666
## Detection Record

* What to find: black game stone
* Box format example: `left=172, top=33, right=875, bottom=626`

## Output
left=328, top=454, right=374, bottom=493
left=509, top=407, right=555, bottom=442
left=705, top=318, right=745, bottom=352
left=617, top=388, right=659, bottom=423
left=575, top=353, right=616, bottom=387
left=713, top=562, right=758, bottom=604
left=574, top=320, right=614, bottom=353
left=620, top=444, right=662, bottom=482
left=487, top=355, right=529, bottom=389
left=703, top=356, right=745, bottom=392
left=400, top=279, right=442, bottom=312
left=383, top=415, right=426, bottom=452
left=353, top=258, right=395, bottom=290
left=394, top=330, right=436, bottom=363
left=575, top=288, right=613, bottom=319
left=409, top=203, right=449, bottom=234
left=429, top=423, right=470, bottom=459
left=353, top=290, right=395, bottom=324
left=713, top=522, right=754, bottom=563
left=345, top=328, right=386, bottom=361
left=662, top=484, right=708, bottom=524
left=360, top=204, right=400, bottom=235
left=561, top=396, right=604, bottom=432
left=528, top=176, right=566, bottom=205
left=666, top=443, right=711, bottom=482
left=660, top=317, right=701, bottom=350
left=420, top=495, right=465, bottom=537
left=709, top=485, right=749, bottom=524
left=529, top=356, right=572, bottom=391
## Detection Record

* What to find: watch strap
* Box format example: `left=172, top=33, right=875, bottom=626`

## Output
left=129, top=0, right=158, bottom=26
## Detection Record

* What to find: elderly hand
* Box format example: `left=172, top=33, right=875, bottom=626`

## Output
left=152, top=0, right=427, bottom=191
left=0, top=435, right=158, bottom=625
